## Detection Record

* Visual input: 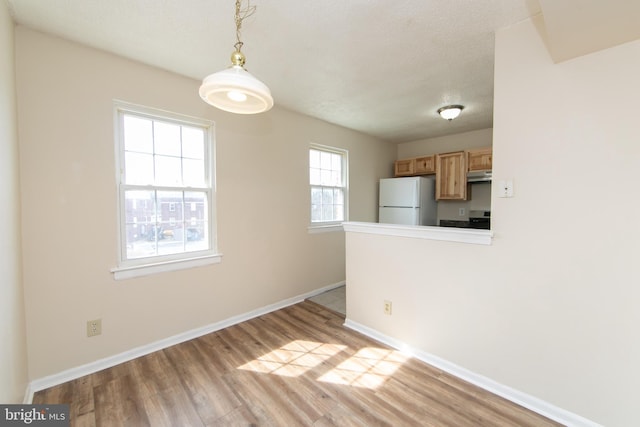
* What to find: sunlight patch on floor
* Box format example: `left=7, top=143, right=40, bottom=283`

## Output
left=238, top=340, right=408, bottom=390
left=237, top=340, right=347, bottom=377
left=318, top=347, right=408, bottom=389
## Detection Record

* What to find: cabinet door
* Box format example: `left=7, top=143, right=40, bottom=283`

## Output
left=466, top=147, right=492, bottom=171
left=394, top=159, right=415, bottom=176
left=436, top=151, right=467, bottom=200
left=414, top=155, right=435, bottom=175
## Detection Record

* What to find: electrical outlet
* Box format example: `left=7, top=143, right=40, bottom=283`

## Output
left=87, top=319, right=102, bottom=337
left=459, top=207, right=466, bottom=216
left=383, top=300, right=392, bottom=315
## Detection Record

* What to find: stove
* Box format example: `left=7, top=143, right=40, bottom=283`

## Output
left=468, top=210, right=491, bottom=229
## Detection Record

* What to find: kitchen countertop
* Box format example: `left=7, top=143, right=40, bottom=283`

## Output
left=342, top=222, right=493, bottom=246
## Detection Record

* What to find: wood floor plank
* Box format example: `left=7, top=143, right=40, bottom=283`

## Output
left=33, top=375, right=95, bottom=424
left=209, top=405, right=260, bottom=427
left=163, top=340, right=243, bottom=424
left=139, top=388, right=204, bottom=427
left=92, top=374, right=150, bottom=427
left=33, top=300, right=564, bottom=427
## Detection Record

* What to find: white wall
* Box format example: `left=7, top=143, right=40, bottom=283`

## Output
left=345, top=16, right=640, bottom=427
left=0, top=2, right=29, bottom=403
left=15, top=27, right=395, bottom=380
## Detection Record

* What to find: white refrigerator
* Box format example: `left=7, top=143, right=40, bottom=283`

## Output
left=378, top=177, right=437, bottom=226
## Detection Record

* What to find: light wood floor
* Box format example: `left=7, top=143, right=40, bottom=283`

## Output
left=34, top=301, right=563, bottom=426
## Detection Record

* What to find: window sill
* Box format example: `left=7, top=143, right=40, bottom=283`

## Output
left=307, top=223, right=345, bottom=234
left=342, top=222, right=493, bottom=245
left=111, top=253, right=223, bottom=280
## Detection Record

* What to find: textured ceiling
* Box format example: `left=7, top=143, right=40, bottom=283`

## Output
left=7, top=0, right=543, bottom=143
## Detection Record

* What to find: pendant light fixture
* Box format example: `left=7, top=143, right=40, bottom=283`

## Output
left=199, top=0, right=274, bottom=114
left=437, top=105, right=464, bottom=121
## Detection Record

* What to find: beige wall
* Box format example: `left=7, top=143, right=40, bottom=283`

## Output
left=15, top=27, right=395, bottom=380
left=0, top=2, right=29, bottom=403
left=346, top=16, right=640, bottom=426
left=397, top=127, right=493, bottom=159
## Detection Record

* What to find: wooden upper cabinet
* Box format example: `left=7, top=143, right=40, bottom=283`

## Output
left=394, top=159, right=415, bottom=176
left=436, top=151, right=467, bottom=200
left=466, top=147, right=493, bottom=172
left=414, top=155, right=436, bottom=175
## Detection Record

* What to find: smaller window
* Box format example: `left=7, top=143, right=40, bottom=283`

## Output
left=309, top=144, right=348, bottom=227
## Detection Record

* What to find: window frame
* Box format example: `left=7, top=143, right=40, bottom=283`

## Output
left=308, top=143, right=349, bottom=233
left=111, top=101, right=221, bottom=279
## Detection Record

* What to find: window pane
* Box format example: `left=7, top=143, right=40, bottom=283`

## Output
left=125, top=152, right=154, bottom=185
left=310, top=168, right=320, bottom=185
left=182, top=127, right=205, bottom=159
left=126, top=224, right=160, bottom=259
left=155, top=155, right=182, bottom=186
left=125, top=190, right=155, bottom=221
left=124, top=190, right=156, bottom=259
left=157, top=191, right=183, bottom=219
left=151, top=190, right=180, bottom=255
left=334, top=189, right=344, bottom=205
left=157, top=221, right=182, bottom=255
left=311, top=204, right=321, bottom=222
left=309, top=149, right=320, bottom=168
left=322, top=188, right=333, bottom=204
left=322, top=204, right=333, bottom=221
left=154, top=121, right=181, bottom=156
left=124, top=115, right=153, bottom=153
left=331, top=153, right=341, bottom=171
left=311, top=187, right=322, bottom=204
left=320, top=170, right=332, bottom=186
left=331, top=171, right=340, bottom=186
left=334, top=205, right=344, bottom=221
left=183, top=158, right=205, bottom=187
left=185, top=192, right=209, bottom=252
left=320, top=151, right=331, bottom=169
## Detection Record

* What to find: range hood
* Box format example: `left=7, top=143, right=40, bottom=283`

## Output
left=467, top=170, right=492, bottom=182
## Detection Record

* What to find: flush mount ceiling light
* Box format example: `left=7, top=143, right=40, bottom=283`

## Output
left=199, top=0, right=274, bottom=114
left=437, top=105, right=464, bottom=121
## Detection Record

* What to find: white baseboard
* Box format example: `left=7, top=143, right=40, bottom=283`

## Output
left=23, top=383, right=34, bottom=404
left=25, top=281, right=345, bottom=399
left=343, top=318, right=602, bottom=427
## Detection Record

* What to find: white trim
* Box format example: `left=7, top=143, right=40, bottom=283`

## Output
left=307, top=224, right=344, bottom=234
left=111, top=253, right=223, bottom=280
left=343, top=318, right=602, bottom=427
left=342, top=221, right=493, bottom=245
left=25, top=281, right=345, bottom=397
left=23, top=384, right=34, bottom=404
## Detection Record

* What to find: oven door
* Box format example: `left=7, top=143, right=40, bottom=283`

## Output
left=468, top=217, right=490, bottom=229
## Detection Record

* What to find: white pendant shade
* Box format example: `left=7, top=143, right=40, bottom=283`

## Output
left=199, top=65, right=274, bottom=114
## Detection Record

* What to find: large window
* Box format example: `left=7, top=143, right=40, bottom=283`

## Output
left=309, top=144, right=348, bottom=228
left=113, top=102, right=218, bottom=279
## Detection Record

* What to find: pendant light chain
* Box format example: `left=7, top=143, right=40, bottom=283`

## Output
left=198, top=0, right=273, bottom=114
left=234, top=0, right=256, bottom=53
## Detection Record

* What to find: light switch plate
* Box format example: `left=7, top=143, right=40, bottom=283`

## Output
left=498, top=180, right=514, bottom=198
